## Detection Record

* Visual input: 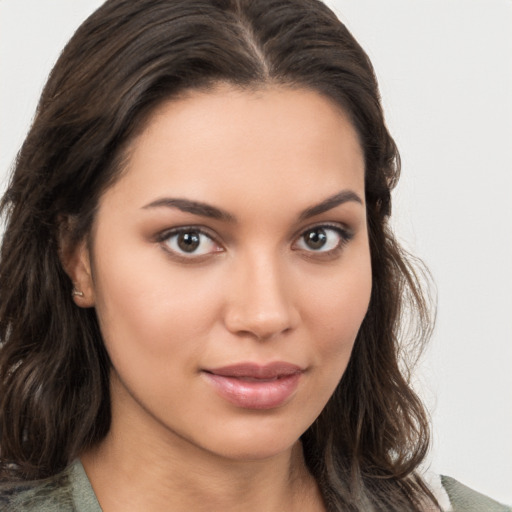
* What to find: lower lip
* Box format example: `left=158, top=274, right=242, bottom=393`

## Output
left=202, top=372, right=302, bottom=410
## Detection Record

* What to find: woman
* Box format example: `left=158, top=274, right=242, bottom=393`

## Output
left=0, top=0, right=509, bottom=510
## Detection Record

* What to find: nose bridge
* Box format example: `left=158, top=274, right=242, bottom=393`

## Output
left=224, top=246, right=297, bottom=340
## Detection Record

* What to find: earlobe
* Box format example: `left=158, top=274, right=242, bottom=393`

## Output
left=58, top=218, right=95, bottom=308
left=66, top=241, right=95, bottom=308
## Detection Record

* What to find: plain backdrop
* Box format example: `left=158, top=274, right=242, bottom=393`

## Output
left=1, top=0, right=511, bottom=505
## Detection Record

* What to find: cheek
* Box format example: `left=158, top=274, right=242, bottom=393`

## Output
left=91, top=241, right=225, bottom=364
left=302, top=250, right=372, bottom=369
left=306, top=253, right=372, bottom=329
left=291, top=252, right=372, bottom=426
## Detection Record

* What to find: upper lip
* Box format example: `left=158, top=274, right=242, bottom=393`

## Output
left=204, top=362, right=304, bottom=379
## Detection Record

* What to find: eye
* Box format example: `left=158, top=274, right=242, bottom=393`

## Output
left=160, top=228, right=222, bottom=257
left=294, top=225, right=351, bottom=253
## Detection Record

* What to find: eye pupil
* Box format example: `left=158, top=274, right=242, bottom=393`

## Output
left=177, top=232, right=200, bottom=252
left=304, top=228, right=327, bottom=250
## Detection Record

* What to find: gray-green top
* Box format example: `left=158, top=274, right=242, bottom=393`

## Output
left=0, top=460, right=510, bottom=511
left=0, top=460, right=101, bottom=512
left=441, top=475, right=511, bottom=512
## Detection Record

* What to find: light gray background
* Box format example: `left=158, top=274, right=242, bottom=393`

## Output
left=1, top=0, right=511, bottom=504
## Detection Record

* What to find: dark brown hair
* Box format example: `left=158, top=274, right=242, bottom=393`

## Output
left=0, top=0, right=437, bottom=509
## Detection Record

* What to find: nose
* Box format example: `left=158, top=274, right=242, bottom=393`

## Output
left=223, top=253, right=299, bottom=341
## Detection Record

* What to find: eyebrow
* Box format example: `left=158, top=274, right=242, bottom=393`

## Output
left=298, top=190, right=363, bottom=221
left=142, top=197, right=236, bottom=222
left=142, top=189, right=363, bottom=223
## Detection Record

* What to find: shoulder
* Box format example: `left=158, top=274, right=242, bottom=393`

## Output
left=0, top=460, right=101, bottom=512
left=441, top=475, right=512, bottom=512
left=0, top=465, right=75, bottom=511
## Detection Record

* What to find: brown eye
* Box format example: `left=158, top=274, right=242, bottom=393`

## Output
left=177, top=232, right=200, bottom=252
left=303, top=228, right=328, bottom=250
left=162, top=228, right=221, bottom=257
left=294, top=225, right=351, bottom=253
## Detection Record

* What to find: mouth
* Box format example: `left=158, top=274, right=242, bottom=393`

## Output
left=202, top=362, right=304, bottom=410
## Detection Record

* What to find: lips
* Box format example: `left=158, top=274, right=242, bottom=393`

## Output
left=202, top=362, right=303, bottom=410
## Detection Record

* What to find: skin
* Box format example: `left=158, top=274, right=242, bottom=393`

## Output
left=66, top=84, right=372, bottom=512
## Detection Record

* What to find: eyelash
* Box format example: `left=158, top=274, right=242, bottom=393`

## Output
left=156, top=226, right=222, bottom=262
left=156, top=224, right=353, bottom=261
left=292, top=224, right=353, bottom=258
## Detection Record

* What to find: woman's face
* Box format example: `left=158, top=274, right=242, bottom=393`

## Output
left=73, top=85, right=372, bottom=461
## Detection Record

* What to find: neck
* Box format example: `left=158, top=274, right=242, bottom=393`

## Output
left=82, top=433, right=321, bottom=512
left=81, top=380, right=324, bottom=512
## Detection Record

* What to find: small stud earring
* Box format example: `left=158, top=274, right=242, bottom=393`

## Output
left=72, top=288, right=85, bottom=298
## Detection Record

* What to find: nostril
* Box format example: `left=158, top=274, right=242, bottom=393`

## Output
left=224, top=307, right=298, bottom=341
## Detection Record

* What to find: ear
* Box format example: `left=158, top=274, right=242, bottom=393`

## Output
left=58, top=217, right=95, bottom=308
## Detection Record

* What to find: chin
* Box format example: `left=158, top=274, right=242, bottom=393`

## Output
left=190, top=416, right=310, bottom=463
left=208, top=438, right=300, bottom=463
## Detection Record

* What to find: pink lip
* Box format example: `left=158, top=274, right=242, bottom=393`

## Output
left=202, top=362, right=303, bottom=410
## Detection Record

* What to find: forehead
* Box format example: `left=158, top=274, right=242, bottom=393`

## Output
left=101, top=84, right=365, bottom=215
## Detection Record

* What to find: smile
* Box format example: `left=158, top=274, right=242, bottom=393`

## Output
left=202, top=362, right=304, bottom=410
